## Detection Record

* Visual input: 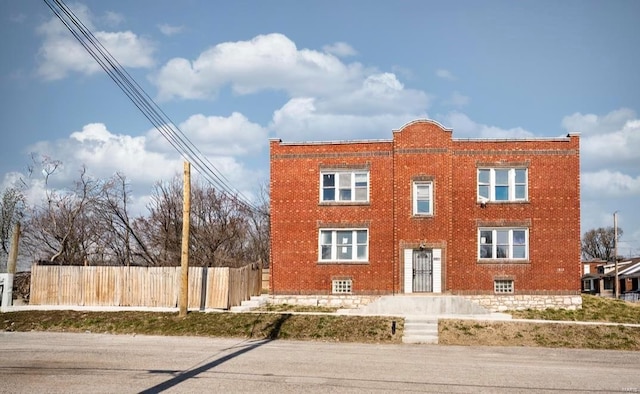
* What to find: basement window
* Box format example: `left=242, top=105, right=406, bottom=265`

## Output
left=494, top=279, right=514, bottom=294
left=332, top=279, right=353, bottom=294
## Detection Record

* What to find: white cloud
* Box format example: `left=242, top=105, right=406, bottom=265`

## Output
left=561, top=108, right=635, bottom=135
left=443, top=112, right=535, bottom=139
left=36, top=4, right=155, bottom=81
left=317, top=73, right=430, bottom=116
left=153, top=33, right=367, bottom=100
left=322, top=42, right=357, bottom=57
left=146, top=112, right=268, bottom=156
left=562, top=109, right=640, bottom=174
left=436, top=68, right=456, bottom=80
left=271, top=97, right=426, bottom=141
left=18, top=119, right=266, bottom=215
left=444, top=91, right=470, bottom=107
left=158, top=24, right=184, bottom=36
left=582, top=170, right=640, bottom=197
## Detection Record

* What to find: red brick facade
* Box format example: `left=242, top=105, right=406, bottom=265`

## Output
left=270, top=120, right=581, bottom=296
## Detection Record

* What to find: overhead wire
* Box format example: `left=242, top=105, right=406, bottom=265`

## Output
left=43, top=0, right=262, bottom=214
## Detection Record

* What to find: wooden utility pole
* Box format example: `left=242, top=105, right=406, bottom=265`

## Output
left=1, top=222, right=20, bottom=308
left=179, top=162, right=191, bottom=317
left=7, top=222, right=20, bottom=275
left=614, top=211, right=619, bottom=299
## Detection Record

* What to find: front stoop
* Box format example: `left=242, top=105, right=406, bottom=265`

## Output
left=402, top=317, right=439, bottom=344
left=229, top=295, right=269, bottom=312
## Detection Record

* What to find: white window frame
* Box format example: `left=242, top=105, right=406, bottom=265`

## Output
left=477, top=168, right=527, bottom=202
left=332, top=279, right=353, bottom=294
left=320, top=170, right=369, bottom=203
left=479, top=228, right=529, bottom=260
left=494, top=279, right=514, bottom=294
left=319, top=229, right=368, bottom=262
left=412, top=181, right=433, bottom=216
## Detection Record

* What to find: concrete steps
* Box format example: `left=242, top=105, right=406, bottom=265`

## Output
left=229, top=295, right=269, bottom=312
left=403, top=317, right=439, bottom=344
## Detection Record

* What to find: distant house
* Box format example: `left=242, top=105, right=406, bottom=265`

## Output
left=582, top=258, right=640, bottom=299
left=270, top=119, right=582, bottom=310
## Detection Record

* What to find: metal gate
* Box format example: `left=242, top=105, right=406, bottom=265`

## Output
left=413, top=249, right=433, bottom=292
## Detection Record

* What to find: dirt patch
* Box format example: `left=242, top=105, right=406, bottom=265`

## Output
left=439, top=319, right=640, bottom=350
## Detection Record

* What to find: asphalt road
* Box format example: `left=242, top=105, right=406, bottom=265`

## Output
left=1, top=332, right=639, bottom=393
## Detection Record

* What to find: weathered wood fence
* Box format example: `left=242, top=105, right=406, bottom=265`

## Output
left=29, top=263, right=262, bottom=310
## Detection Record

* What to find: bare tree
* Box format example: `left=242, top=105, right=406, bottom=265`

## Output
left=22, top=166, right=102, bottom=264
left=133, top=176, right=268, bottom=268
left=190, top=183, right=248, bottom=267
left=582, top=226, right=623, bottom=262
left=245, top=181, right=270, bottom=268
left=93, top=173, right=155, bottom=266
left=132, top=177, right=184, bottom=266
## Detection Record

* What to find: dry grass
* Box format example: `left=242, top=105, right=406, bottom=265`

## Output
left=1, top=310, right=403, bottom=344
left=439, top=295, right=640, bottom=350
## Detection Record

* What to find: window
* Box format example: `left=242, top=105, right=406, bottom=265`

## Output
left=332, top=279, right=353, bottom=294
left=494, top=279, right=514, bottom=294
left=478, top=168, right=527, bottom=202
left=479, top=228, right=528, bottom=260
left=319, top=229, right=368, bottom=262
left=321, top=171, right=369, bottom=202
left=413, top=181, right=433, bottom=215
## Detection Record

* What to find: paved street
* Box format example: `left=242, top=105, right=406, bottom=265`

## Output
left=1, top=332, right=639, bottom=393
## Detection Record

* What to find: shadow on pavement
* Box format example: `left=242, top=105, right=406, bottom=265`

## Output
left=139, top=313, right=291, bottom=393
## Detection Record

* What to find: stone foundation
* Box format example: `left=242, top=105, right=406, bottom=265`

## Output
left=464, top=294, right=583, bottom=312
left=269, top=294, right=583, bottom=312
left=269, top=295, right=377, bottom=309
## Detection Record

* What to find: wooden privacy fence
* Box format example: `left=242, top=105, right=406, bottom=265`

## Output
left=29, top=264, right=262, bottom=310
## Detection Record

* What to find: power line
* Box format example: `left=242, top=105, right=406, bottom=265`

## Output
left=42, top=0, right=262, bottom=214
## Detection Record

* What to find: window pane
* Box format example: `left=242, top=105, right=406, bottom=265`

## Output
left=338, top=173, right=351, bottom=187
left=354, top=187, right=367, bottom=201
left=337, top=231, right=352, bottom=245
left=323, top=188, right=335, bottom=201
left=480, top=230, right=492, bottom=244
left=338, top=246, right=352, bottom=259
left=339, top=189, right=351, bottom=200
left=355, top=173, right=367, bottom=187
left=357, top=245, right=367, bottom=259
left=495, top=169, right=509, bottom=184
left=356, top=230, right=367, bottom=243
left=513, top=230, right=526, bottom=245
left=478, top=169, right=490, bottom=183
left=321, top=231, right=332, bottom=244
left=480, top=245, right=493, bottom=258
left=513, top=245, right=526, bottom=258
left=321, top=245, right=332, bottom=260
left=478, top=185, right=489, bottom=199
left=515, top=169, right=526, bottom=183
left=323, top=174, right=335, bottom=187
left=495, top=185, right=508, bottom=200
left=416, top=184, right=430, bottom=197
left=496, top=230, right=508, bottom=244
left=515, top=185, right=525, bottom=199
left=417, top=200, right=430, bottom=213
left=496, top=246, right=508, bottom=258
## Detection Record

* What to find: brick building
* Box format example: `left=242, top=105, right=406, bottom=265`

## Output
left=269, top=119, right=581, bottom=308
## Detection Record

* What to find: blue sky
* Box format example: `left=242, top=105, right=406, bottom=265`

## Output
left=1, top=0, right=639, bottom=257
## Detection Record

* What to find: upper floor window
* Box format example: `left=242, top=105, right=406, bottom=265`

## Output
left=321, top=171, right=369, bottom=202
left=413, top=181, right=433, bottom=216
left=319, top=229, right=368, bottom=262
left=478, top=168, right=527, bottom=202
left=479, top=228, right=528, bottom=260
